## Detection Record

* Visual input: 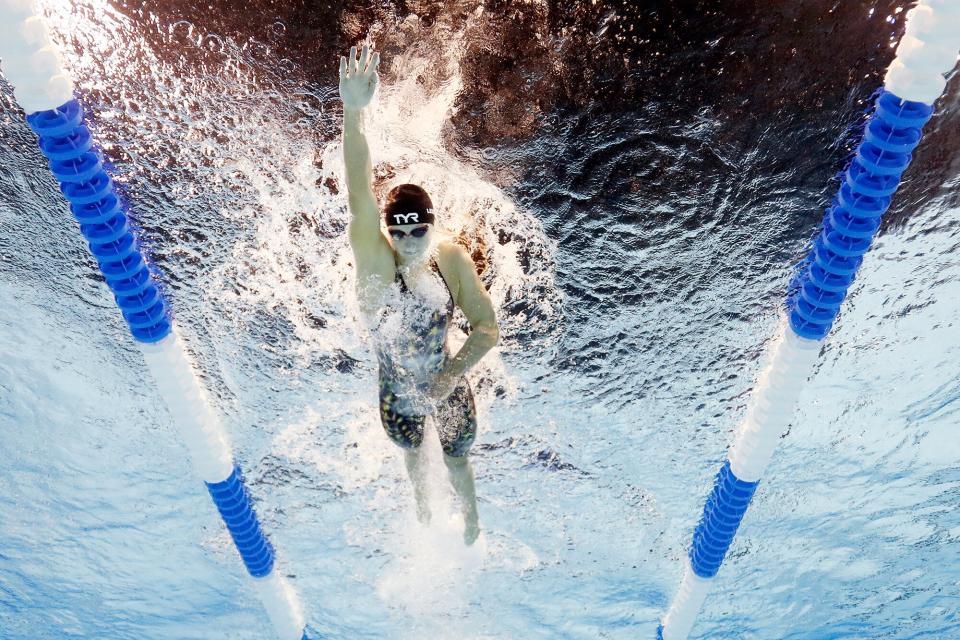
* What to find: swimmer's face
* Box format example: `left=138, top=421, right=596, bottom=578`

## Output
left=387, top=223, right=433, bottom=260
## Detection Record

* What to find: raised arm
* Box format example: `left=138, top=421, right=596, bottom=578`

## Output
left=339, top=45, right=393, bottom=278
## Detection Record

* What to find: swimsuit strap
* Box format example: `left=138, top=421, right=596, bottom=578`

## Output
left=396, top=258, right=454, bottom=309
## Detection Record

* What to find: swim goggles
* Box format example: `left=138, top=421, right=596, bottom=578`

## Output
left=388, top=225, right=430, bottom=239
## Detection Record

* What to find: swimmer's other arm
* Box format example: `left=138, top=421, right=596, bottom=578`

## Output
left=438, top=244, right=500, bottom=386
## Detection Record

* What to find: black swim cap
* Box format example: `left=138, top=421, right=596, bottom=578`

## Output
left=384, top=183, right=435, bottom=227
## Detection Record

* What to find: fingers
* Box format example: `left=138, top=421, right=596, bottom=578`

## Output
left=342, top=44, right=379, bottom=78
left=358, top=44, right=369, bottom=74
left=367, top=52, right=380, bottom=89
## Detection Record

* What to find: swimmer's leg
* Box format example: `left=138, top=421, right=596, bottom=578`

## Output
left=404, top=446, right=431, bottom=525
left=378, top=374, right=430, bottom=523
left=443, top=452, right=479, bottom=545
left=436, top=380, right=480, bottom=544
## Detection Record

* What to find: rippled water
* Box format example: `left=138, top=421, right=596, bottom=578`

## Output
left=1, top=1, right=958, bottom=638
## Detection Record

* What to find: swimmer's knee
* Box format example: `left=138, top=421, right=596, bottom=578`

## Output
left=442, top=451, right=469, bottom=468
left=403, top=441, right=426, bottom=455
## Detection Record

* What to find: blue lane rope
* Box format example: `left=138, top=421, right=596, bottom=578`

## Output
left=206, top=466, right=277, bottom=578
left=789, top=91, right=934, bottom=340
left=658, top=90, right=938, bottom=640
left=26, top=98, right=172, bottom=344
left=24, top=98, right=306, bottom=636
left=689, top=461, right=760, bottom=579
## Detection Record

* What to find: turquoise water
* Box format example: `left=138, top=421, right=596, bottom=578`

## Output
left=1, top=1, right=959, bottom=638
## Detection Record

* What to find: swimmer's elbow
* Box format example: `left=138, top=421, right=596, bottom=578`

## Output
left=480, top=323, right=499, bottom=349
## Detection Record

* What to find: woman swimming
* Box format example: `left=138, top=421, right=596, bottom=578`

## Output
left=338, top=44, right=500, bottom=544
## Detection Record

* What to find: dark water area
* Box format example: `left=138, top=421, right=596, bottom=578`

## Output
left=116, top=0, right=959, bottom=176
left=111, top=0, right=959, bottom=400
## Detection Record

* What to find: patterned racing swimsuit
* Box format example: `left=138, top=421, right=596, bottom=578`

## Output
left=374, top=258, right=477, bottom=457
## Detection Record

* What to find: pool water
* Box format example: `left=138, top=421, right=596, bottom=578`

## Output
left=1, top=1, right=958, bottom=638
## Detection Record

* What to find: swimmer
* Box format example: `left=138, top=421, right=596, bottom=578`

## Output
left=338, top=44, right=500, bottom=544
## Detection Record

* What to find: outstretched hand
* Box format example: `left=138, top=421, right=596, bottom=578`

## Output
left=339, top=44, right=380, bottom=111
